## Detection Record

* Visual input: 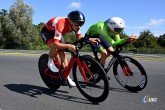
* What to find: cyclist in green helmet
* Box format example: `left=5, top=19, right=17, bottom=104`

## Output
left=85, top=17, right=137, bottom=68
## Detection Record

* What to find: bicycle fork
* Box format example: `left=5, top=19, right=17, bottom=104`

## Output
left=119, top=58, right=133, bottom=76
left=76, top=59, right=94, bottom=82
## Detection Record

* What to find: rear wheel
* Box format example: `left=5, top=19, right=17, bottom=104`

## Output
left=38, top=54, right=60, bottom=90
left=113, top=56, right=147, bottom=92
left=72, top=55, right=109, bottom=103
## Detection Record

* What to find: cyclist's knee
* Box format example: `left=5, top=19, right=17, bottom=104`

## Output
left=49, top=43, right=58, bottom=59
left=106, top=47, right=114, bottom=55
left=49, top=50, right=58, bottom=59
left=107, top=47, right=114, bottom=52
left=101, top=50, right=108, bottom=56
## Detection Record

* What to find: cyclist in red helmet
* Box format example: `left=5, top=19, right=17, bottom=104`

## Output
left=41, top=10, right=87, bottom=87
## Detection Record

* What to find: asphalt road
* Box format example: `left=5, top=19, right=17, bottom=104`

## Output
left=0, top=54, right=165, bottom=110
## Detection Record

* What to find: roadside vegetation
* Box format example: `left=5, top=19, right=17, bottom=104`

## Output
left=0, top=0, right=165, bottom=54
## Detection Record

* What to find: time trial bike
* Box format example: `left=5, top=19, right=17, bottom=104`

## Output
left=90, top=42, right=148, bottom=92
left=38, top=38, right=109, bottom=103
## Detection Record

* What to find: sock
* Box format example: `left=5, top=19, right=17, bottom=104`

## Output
left=47, top=58, right=59, bottom=72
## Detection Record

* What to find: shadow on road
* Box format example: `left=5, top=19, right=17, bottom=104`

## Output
left=4, top=84, right=98, bottom=105
left=109, top=87, right=138, bottom=93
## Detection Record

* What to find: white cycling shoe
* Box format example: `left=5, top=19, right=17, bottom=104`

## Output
left=48, top=58, right=76, bottom=87
left=67, top=75, right=76, bottom=87
left=48, top=58, right=59, bottom=72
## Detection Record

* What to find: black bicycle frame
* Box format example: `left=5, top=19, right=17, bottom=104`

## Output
left=105, top=57, right=116, bottom=72
left=92, top=44, right=130, bottom=74
left=92, top=49, right=117, bottom=72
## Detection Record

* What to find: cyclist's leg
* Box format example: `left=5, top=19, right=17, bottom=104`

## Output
left=54, top=36, right=68, bottom=69
left=99, top=49, right=108, bottom=67
left=86, top=34, right=110, bottom=68
left=58, top=51, right=75, bottom=87
left=58, top=51, right=68, bottom=68
left=41, top=26, right=59, bottom=72
left=58, top=37, right=76, bottom=87
left=98, top=35, right=113, bottom=68
left=85, top=34, right=101, bottom=58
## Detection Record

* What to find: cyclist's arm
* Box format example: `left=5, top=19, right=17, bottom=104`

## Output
left=101, top=32, right=127, bottom=47
left=112, top=34, right=127, bottom=46
left=53, top=30, right=75, bottom=50
left=53, top=23, right=76, bottom=50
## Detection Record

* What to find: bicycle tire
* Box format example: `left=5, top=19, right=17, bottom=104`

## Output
left=113, top=56, right=147, bottom=92
left=72, top=55, right=109, bottom=103
left=38, top=54, right=60, bottom=90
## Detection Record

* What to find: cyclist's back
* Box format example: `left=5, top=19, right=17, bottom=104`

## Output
left=43, top=17, right=82, bottom=44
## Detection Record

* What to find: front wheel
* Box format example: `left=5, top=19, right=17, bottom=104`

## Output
left=38, top=54, right=60, bottom=90
left=72, top=55, right=109, bottom=103
left=113, top=56, right=147, bottom=92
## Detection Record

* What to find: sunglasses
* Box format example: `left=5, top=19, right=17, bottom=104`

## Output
left=72, top=23, right=81, bottom=27
left=114, top=28, right=124, bottom=33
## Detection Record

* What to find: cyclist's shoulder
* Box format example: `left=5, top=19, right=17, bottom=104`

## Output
left=48, top=17, right=68, bottom=22
left=88, top=21, right=108, bottom=30
left=56, top=17, right=68, bottom=23
left=46, top=17, right=68, bottom=26
left=87, top=21, right=107, bottom=35
left=94, top=21, right=106, bottom=27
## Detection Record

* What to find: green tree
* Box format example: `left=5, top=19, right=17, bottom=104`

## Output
left=34, top=22, right=49, bottom=49
left=134, top=30, right=158, bottom=48
left=0, top=9, right=8, bottom=48
left=34, top=22, right=45, bottom=36
left=120, top=31, right=128, bottom=38
left=157, top=34, right=165, bottom=47
left=1, top=0, right=40, bottom=49
left=0, top=9, right=8, bottom=16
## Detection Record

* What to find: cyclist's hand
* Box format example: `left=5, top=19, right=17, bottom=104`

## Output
left=89, top=38, right=100, bottom=45
left=67, top=44, right=77, bottom=54
left=127, top=35, right=137, bottom=42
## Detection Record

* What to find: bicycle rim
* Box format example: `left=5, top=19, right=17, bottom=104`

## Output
left=72, top=55, right=109, bottom=103
left=113, top=56, right=147, bottom=92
